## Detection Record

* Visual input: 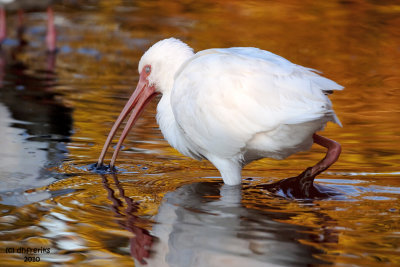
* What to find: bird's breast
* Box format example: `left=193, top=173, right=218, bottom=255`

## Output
left=156, top=93, right=203, bottom=160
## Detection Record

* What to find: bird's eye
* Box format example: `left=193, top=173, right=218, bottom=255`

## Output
left=145, top=66, right=151, bottom=74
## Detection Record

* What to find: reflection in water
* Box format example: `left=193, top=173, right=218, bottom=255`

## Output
left=0, top=0, right=399, bottom=266
left=0, top=0, right=58, bottom=52
left=102, top=174, right=153, bottom=265
left=0, top=44, right=72, bottom=205
left=102, top=174, right=338, bottom=266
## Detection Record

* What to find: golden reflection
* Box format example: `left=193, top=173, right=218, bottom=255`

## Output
left=0, top=0, right=399, bottom=266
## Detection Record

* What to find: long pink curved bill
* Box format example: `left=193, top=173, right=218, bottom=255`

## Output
left=97, top=73, right=157, bottom=168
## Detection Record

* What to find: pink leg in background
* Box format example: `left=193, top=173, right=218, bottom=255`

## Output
left=46, top=7, right=56, bottom=52
left=17, top=9, right=24, bottom=28
left=0, top=8, right=6, bottom=44
left=16, top=9, right=26, bottom=43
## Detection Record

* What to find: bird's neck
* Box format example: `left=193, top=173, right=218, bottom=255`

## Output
left=156, top=91, right=181, bottom=150
left=156, top=91, right=199, bottom=159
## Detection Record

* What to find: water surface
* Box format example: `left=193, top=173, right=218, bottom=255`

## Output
left=0, top=0, right=400, bottom=266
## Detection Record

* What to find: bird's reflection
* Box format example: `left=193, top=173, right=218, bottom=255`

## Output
left=101, top=174, right=153, bottom=265
left=102, top=174, right=339, bottom=266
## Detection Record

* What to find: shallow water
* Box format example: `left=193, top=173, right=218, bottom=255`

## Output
left=1, top=0, right=400, bottom=266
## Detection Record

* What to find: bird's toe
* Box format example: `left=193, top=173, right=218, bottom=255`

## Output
left=252, top=167, right=339, bottom=199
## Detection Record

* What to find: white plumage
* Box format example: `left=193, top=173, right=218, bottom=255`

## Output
left=98, top=38, right=343, bottom=186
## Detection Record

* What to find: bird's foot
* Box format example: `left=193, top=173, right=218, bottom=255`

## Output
left=254, top=167, right=338, bottom=199
left=88, top=162, right=117, bottom=173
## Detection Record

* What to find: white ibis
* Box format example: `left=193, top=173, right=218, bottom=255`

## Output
left=0, top=0, right=57, bottom=52
left=97, top=38, right=342, bottom=187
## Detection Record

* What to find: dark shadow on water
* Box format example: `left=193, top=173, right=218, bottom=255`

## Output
left=249, top=171, right=341, bottom=200
left=102, top=174, right=338, bottom=266
left=0, top=43, right=73, bottom=206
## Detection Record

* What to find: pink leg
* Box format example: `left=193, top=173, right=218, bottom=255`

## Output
left=18, top=9, right=24, bottom=28
left=310, top=134, right=342, bottom=176
left=0, top=8, right=6, bottom=44
left=289, top=134, right=341, bottom=196
left=255, top=134, right=341, bottom=198
left=17, top=9, right=25, bottom=42
left=46, top=7, right=57, bottom=52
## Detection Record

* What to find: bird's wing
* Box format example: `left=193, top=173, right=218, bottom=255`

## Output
left=171, top=47, right=343, bottom=157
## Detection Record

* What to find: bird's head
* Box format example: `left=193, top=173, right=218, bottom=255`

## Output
left=138, top=37, right=194, bottom=93
left=97, top=38, right=194, bottom=168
